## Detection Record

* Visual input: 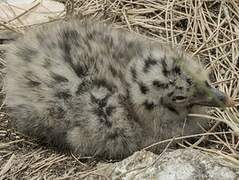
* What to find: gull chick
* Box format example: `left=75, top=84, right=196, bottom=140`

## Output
left=5, top=20, right=235, bottom=159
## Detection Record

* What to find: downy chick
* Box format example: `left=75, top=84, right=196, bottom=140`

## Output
left=5, top=20, right=235, bottom=159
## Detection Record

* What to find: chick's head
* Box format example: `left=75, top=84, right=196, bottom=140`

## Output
left=126, top=44, right=235, bottom=112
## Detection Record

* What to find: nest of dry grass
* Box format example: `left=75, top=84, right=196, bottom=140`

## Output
left=0, top=0, right=239, bottom=179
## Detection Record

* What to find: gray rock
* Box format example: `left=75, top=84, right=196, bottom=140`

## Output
left=95, top=148, right=239, bottom=180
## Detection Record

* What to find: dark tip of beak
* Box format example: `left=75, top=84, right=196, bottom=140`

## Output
left=223, top=96, right=236, bottom=107
left=210, top=87, right=236, bottom=107
left=224, top=96, right=236, bottom=107
left=192, top=83, right=236, bottom=107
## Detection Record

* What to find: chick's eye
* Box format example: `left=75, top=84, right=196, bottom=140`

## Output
left=172, top=95, right=188, bottom=103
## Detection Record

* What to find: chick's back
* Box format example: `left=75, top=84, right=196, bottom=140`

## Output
left=5, top=20, right=143, bottom=156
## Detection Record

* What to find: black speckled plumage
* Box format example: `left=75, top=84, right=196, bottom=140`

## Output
left=5, top=19, right=233, bottom=159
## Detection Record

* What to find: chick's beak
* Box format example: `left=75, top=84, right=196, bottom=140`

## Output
left=192, top=85, right=236, bottom=107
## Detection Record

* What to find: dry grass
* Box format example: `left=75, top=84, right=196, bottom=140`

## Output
left=0, top=0, right=239, bottom=179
